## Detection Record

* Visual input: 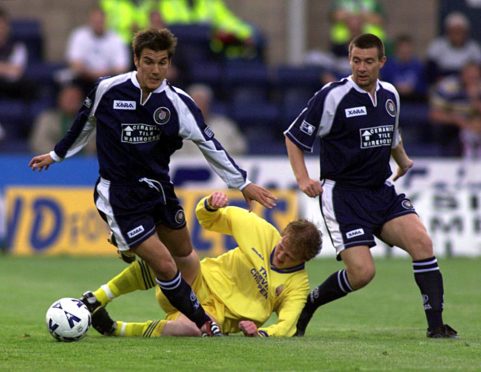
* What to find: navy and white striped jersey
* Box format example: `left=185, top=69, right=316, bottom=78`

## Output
left=285, top=76, right=401, bottom=187
left=50, top=72, right=248, bottom=189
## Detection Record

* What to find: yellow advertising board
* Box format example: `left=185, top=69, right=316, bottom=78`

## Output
left=6, top=187, right=298, bottom=257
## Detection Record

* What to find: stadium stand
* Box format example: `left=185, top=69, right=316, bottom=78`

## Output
left=0, top=2, right=479, bottom=158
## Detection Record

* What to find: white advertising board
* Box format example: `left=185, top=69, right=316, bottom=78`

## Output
left=171, top=156, right=481, bottom=257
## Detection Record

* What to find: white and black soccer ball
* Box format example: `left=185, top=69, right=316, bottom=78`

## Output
left=45, top=297, right=91, bottom=342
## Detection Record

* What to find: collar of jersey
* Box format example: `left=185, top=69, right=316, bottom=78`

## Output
left=348, top=75, right=380, bottom=94
left=131, top=71, right=168, bottom=94
left=269, top=249, right=305, bottom=274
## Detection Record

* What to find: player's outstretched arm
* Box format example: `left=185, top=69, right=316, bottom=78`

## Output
left=241, top=183, right=277, bottom=211
left=28, top=153, right=54, bottom=172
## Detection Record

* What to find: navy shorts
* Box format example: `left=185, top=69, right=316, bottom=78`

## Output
left=94, top=177, right=186, bottom=251
left=320, top=179, right=416, bottom=258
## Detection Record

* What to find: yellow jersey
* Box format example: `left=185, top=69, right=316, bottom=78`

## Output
left=194, top=197, right=309, bottom=337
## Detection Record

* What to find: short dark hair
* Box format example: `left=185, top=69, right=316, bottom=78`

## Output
left=349, top=33, right=385, bottom=59
left=282, top=219, right=322, bottom=261
left=132, top=28, right=177, bottom=60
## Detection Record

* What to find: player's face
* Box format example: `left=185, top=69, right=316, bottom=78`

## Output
left=349, top=46, right=386, bottom=92
left=273, top=236, right=304, bottom=269
left=134, top=48, right=171, bottom=93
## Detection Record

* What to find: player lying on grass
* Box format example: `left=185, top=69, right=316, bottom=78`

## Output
left=81, top=191, right=322, bottom=337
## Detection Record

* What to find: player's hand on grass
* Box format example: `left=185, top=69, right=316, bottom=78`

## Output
left=392, top=159, right=414, bottom=182
left=298, top=177, right=323, bottom=198
left=207, top=192, right=229, bottom=210
left=29, top=153, right=54, bottom=172
left=241, top=183, right=277, bottom=211
left=239, top=320, right=259, bottom=337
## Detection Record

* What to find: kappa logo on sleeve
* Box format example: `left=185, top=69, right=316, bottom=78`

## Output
left=300, top=121, right=315, bottom=136
left=345, top=106, right=367, bottom=118
left=114, top=100, right=136, bottom=110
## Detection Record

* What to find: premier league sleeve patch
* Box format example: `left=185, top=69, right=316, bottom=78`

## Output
left=300, top=120, right=316, bottom=136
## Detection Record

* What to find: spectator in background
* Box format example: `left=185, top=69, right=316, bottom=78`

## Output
left=100, top=0, right=153, bottom=44
left=426, top=12, right=481, bottom=86
left=329, top=0, right=387, bottom=52
left=306, top=0, right=388, bottom=85
left=0, top=7, right=36, bottom=101
left=158, top=0, right=260, bottom=59
left=148, top=8, right=183, bottom=85
left=29, top=84, right=96, bottom=155
left=176, top=84, right=247, bottom=156
left=429, top=61, right=481, bottom=158
left=65, top=7, right=130, bottom=95
left=381, top=34, right=427, bottom=102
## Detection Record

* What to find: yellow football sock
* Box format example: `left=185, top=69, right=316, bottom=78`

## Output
left=114, top=320, right=167, bottom=337
left=93, top=260, right=156, bottom=306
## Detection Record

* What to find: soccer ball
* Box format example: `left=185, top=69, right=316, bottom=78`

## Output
left=45, top=297, right=91, bottom=342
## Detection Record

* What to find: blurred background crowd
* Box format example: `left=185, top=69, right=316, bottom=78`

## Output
left=1, top=0, right=481, bottom=159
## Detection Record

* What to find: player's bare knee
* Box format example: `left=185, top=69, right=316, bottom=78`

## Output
left=348, top=265, right=375, bottom=289
left=146, top=257, right=177, bottom=280
left=409, top=232, right=433, bottom=259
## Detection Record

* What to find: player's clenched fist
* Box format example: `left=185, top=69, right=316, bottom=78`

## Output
left=239, top=320, right=259, bottom=337
left=207, top=192, right=229, bottom=210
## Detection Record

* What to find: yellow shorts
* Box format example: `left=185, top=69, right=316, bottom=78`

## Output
left=155, top=269, right=240, bottom=334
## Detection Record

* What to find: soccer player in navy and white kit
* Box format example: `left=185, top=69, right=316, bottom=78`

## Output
left=29, top=28, right=276, bottom=337
left=284, top=34, right=457, bottom=339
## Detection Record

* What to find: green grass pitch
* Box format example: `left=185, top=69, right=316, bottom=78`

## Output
left=0, top=256, right=480, bottom=371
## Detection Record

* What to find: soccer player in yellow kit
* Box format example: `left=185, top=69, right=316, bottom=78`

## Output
left=83, top=191, right=322, bottom=337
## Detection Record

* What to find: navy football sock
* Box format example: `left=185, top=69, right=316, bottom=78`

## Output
left=306, top=269, right=353, bottom=312
left=156, top=271, right=209, bottom=328
left=413, top=256, right=444, bottom=330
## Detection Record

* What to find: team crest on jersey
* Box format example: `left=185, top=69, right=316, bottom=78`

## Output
left=345, top=106, right=367, bottom=118
left=360, top=125, right=394, bottom=149
left=153, top=107, right=171, bottom=125
left=114, top=100, right=136, bottom=110
left=385, top=99, right=396, bottom=117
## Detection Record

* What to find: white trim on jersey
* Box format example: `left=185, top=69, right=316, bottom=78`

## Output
left=318, top=82, right=353, bottom=138
left=63, top=119, right=96, bottom=159
left=170, top=87, right=249, bottom=190
left=60, top=72, right=134, bottom=159
left=92, top=72, right=133, bottom=115
left=379, top=80, right=402, bottom=148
